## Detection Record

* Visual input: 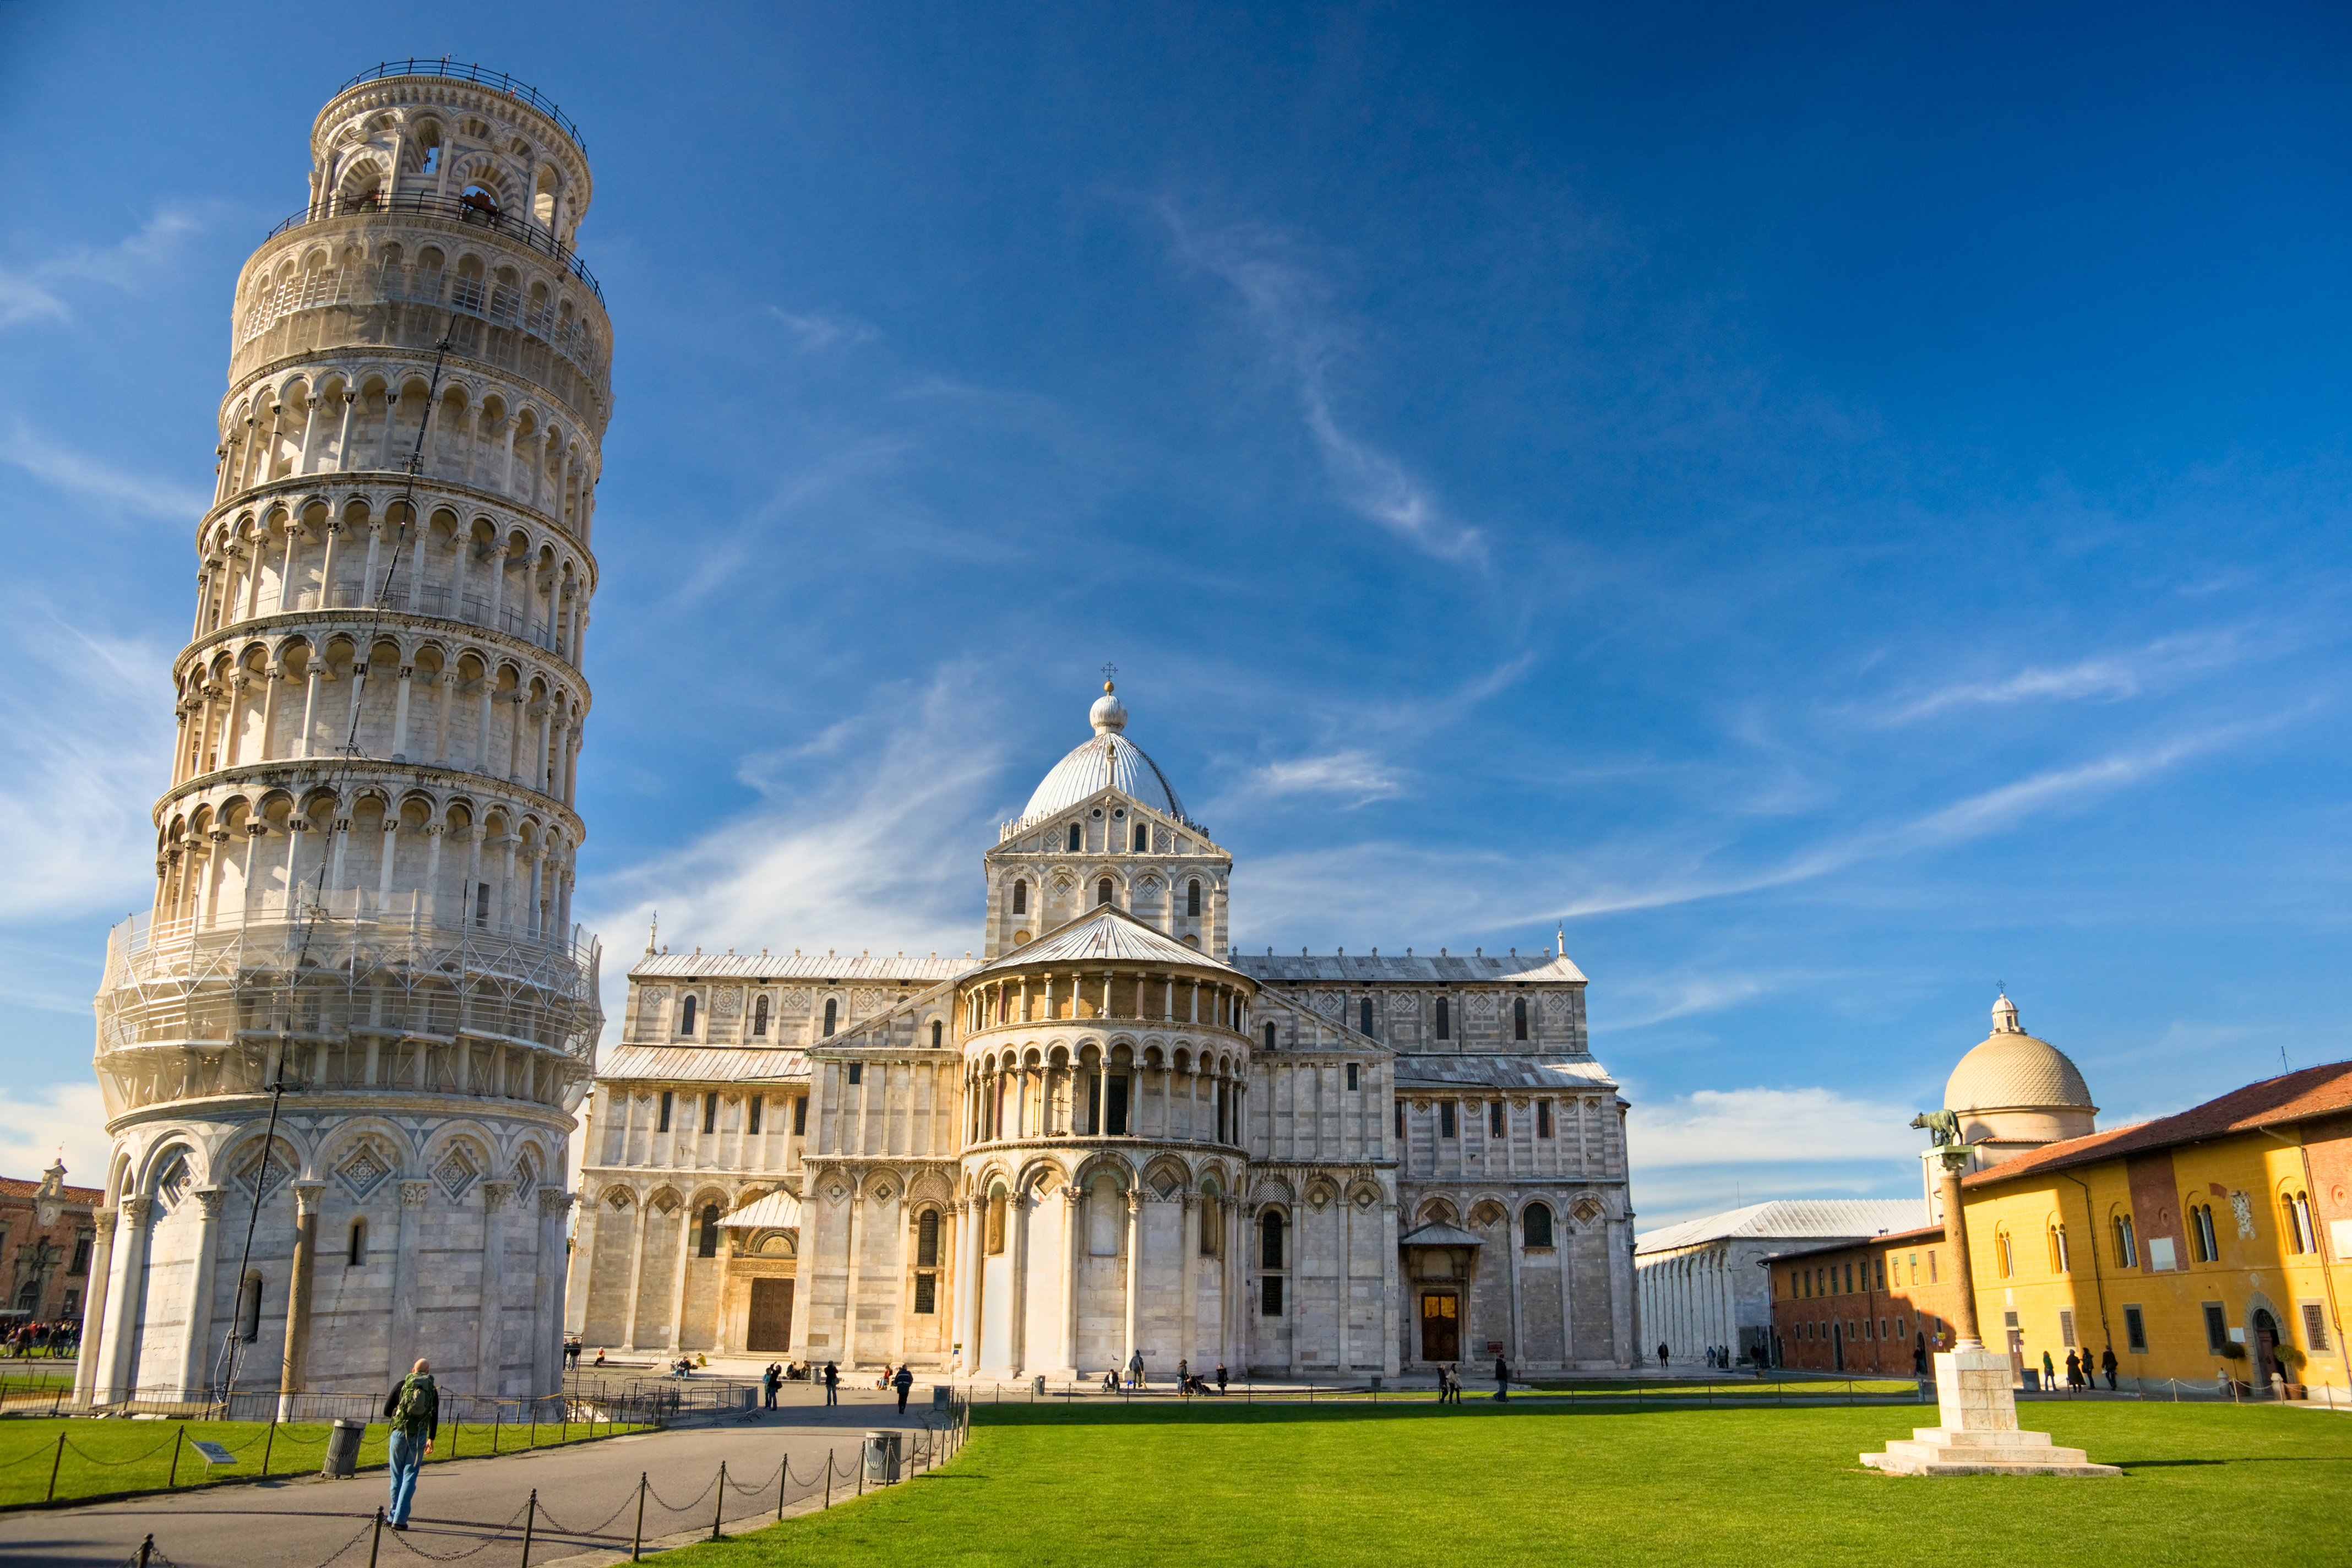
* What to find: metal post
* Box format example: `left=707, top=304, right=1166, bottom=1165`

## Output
left=47, top=1430, right=65, bottom=1501
left=631, top=1472, right=646, bottom=1561
left=520, top=1488, right=537, bottom=1568
left=492, top=1409, right=500, bottom=1454
left=825, top=1450, right=832, bottom=1509
left=713, top=1460, right=727, bottom=1540
left=139, top=1534, right=154, bottom=1567
left=169, top=1425, right=184, bottom=1488
left=777, top=1451, right=788, bottom=1521
left=262, top=1415, right=276, bottom=1477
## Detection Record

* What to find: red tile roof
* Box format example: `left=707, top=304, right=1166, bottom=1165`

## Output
left=1756, top=1223, right=1946, bottom=1265
left=0, top=1177, right=104, bottom=1206
left=1964, top=1060, right=2352, bottom=1189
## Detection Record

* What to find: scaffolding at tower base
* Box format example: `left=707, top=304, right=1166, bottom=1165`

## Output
left=94, top=900, right=601, bottom=1119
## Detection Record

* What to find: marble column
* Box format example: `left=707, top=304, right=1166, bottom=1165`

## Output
left=388, top=1182, right=430, bottom=1381
left=176, top=1189, right=225, bottom=1397
left=103, top=1197, right=155, bottom=1401
left=1121, top=1189, right=1141, bottom=1365
left=277, top=1182, right=322, bottom=1417
left=73, top=1205, right=118, bottom=1406
left=477, top=1182, right=512, bottom=1395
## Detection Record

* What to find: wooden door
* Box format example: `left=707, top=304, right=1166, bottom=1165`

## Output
left=1420, top=1292, right=1459, bottom=1362
left=747, top=1278, right=794, bottom=1352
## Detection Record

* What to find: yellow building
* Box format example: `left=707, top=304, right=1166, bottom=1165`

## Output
left=1952, top=1061, right=2351, bottom=1403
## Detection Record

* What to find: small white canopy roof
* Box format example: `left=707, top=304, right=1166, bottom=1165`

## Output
left=723, top=1190, right=803, bottom=1232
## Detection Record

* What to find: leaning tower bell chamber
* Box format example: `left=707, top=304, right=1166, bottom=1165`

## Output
left=83, top=64, right=612, bottom=1407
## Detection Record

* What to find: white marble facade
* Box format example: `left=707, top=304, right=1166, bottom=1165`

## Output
left=81, top=66, right=606, bottom=1406
left=570, top=686, right=1638, bottom=1378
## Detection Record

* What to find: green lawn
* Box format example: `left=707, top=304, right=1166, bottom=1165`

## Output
left=0, top=1413, right=649, bottom=1508
left=662, top=1400, right=2352, bottom=1568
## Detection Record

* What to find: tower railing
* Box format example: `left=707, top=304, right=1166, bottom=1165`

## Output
left=333, top=61, right=589, bottom=151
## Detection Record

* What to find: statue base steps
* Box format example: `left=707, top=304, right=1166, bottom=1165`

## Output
left=1859, top=1347, right=2119, bottom=1478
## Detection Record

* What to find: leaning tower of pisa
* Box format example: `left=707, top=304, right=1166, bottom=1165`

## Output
left=80, top=63, right=612, bottom=1408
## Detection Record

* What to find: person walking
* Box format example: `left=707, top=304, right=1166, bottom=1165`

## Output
left=1177, top=1358, right=1190, bottom=1396
left=382, top=1358, right=438, bottom=1532
left=1656, top=1341, right=1670, bottom=1370
left=1128, top=1350, right=1145, bottom=1391
left=824, top=1360, right=840, bottom=1407
left=1216, top=1361, right=1228, bottom=1396
left=763, top=1363, right=781, bottom=1409
left=893, top=1363, right=914, bottom=1413
left=1494, top=1353, right=1511, bottom=1401
left=2065, top=1349, right=2082, bottom=1392
left=2100, top=1346, right=2119, bottom=1391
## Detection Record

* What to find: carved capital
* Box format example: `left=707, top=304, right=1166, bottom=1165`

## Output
left=122, top=1196, right=155, bottom=1223
left=480, top=1180, right=514, bottom=1213
left=538, top=1186, right=574, bottom=1216
left=291, top=1181, right=325, bottom=1218
left=399, top=1180, right=432, bottom=1208
left=193, top=1186, right=226, bottom=1219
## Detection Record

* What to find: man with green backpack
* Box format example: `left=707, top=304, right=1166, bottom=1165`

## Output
left=383, top=1358, right=439, bottom=1530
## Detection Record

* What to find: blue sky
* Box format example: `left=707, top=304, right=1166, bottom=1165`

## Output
left=2, top=4, right=2347, bottom=1227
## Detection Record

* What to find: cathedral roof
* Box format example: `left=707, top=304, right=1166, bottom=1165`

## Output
left=627, top=951, right=976, bottom=983
left=597, top=1046, right=812, bottom=1082
left=970, top=906, right=1242, bottom=978
left=1943, top=992, right=2094, bottom=1114
left=723, top=1189, right=804, bottom=1231
left=1234, top=949, right=1587, bottom=984
left=1635, top=1199, right=1928, bottom=1256
left=1012, top=682, right=1197, bottom=831
left=1390, top=1055, right=1616, bottom=1091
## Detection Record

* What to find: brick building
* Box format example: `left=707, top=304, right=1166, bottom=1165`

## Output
left=1766, top=1223, right=1961, bottom=1374
left=2, top=1163, right=102, bottom=1325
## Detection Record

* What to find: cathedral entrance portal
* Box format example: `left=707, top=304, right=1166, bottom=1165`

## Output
left=1420, top=1293, right=1460, bottom=1362
left=748, top=1280, right=794, bottom=1353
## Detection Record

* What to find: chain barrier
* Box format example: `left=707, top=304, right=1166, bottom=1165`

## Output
left=640, top=1471, right=721, bottom=1515
left=299, top=1514, right=381, bottom=1568
left=63, top=1432, right=185, bottom=1468
left=117, top=1536, right=178, bottom=1568
left=526, top=1484, right=643, bottom=1539
left=381, top=1499, right=532, bottom=1561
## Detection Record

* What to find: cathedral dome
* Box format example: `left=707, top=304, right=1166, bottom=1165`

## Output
left=1016, top=683, right=1194, bottom=829
left=1943, top=992, right=2096, bottom=1147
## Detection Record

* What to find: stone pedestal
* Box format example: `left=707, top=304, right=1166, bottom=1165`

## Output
left=1860, top=1347, right=2119, bottom=1477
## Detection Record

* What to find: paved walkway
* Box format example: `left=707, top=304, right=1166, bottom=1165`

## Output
left=0, top=1391, right=944, bottom=1568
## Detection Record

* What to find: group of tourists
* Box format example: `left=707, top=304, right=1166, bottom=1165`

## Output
left=1433, top=1355, right=1517, bottom=1402
left=2, top=1321, right=76, bottom=1358
left=1700, top=1344, right=1737, bottom=1369
left=2039, top=1347, right=2120, bottom=1392
left=1172, top=1358, right=1228, bottom=1396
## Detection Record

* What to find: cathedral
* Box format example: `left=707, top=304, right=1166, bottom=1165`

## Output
left=570, top=684, right=1640, bottom=1378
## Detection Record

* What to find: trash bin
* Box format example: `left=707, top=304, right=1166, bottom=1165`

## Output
left=931, top=1385, right=950, bottom=1411
left=322, top=1418, right=365, bottom=1478
left=1032, top=1375, right=1047, bottom=1397
left=863, top=1429, right=902, bottom=1484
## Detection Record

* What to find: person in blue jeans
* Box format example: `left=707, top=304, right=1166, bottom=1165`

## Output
left=824, top=1361, right=840, bottom=1406
left=383, top=1358, right=439, bottom=1531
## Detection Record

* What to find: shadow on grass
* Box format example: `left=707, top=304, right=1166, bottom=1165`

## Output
left=970, top=1399, right=1915, bottom=1429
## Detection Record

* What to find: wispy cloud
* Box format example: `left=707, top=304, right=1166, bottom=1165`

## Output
left=1160, top=208, right=1485, bottom=564
left=1632, top=1086, right=1928, bottom=1170
left=0, top=607, right=172, bottom=922
left=1238, top=749, right=1402, bottom=807
left=767, top=307, right=879, bottom=351
left=0, top=1081, right=114, bottom=1191
left=0, top=421, right=209, bottom=520
left=0, top=208, right=203, bottom=330
left=581, top=670, right=1008, bottom=1035
left=1883, top=631, right=2256, bottom=722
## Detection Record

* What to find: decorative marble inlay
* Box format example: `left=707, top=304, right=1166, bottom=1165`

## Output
left=433, top=1146, right=479, bottom=1202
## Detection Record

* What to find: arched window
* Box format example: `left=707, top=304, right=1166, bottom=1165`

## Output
left=1263, top=1021, right=1276, bottom=1050
left=1186, top=879, right=1201, bottom=917
left=2113, top=1215, right=2137, bottom=1268
left=1200, top=1193, right=1223, bottom=1256
left=702, top=1093, right=718, bottom=1134
left=753, top=995, right=769, bottom=1036
left=1098, top=878, right=1114, bottom=907
left=1523, top=1204, right=1554, bottom=1249
left=1133, top=823, right=1147, bottom=852
left=1359, top=998, right=1374, bottom=1036
left=347, top=1218, right=367, bottom=1266
left=697, top=1204, right=720, bottom=1257
left=679, top=994, right=697, bottom=1036
left=917, top=1209, right=941, bottom=1268
left=1995, top=1229, right=2015, bottom=1278
left=2048, top=1222, right=2069, bottom=1274
left=237, top=1274, right=264, bottom=1342
left=2191, top=1202, right=2218, bottom=1262
left=2286, top=1191, right=2317, bottom=1254
left=985, top=1186, right=1008, bottom=1254
left=1012, top=880, right=1027, bottom=915
left=1067, top=823, right=1082, bottom=852
left=1260, top=1210, right=1284, bottom=1270
left=1513, top=997, right=1528, bottom=1041
left=823, top=998, right=837, bottom=1037
left=1435, top=997, right=1450, bottom=1039
left=931, top=1020, right=944, bottom=1049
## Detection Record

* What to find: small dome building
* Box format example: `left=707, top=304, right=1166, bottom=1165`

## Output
left=1924, top=992, right=2098, bottom=1213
